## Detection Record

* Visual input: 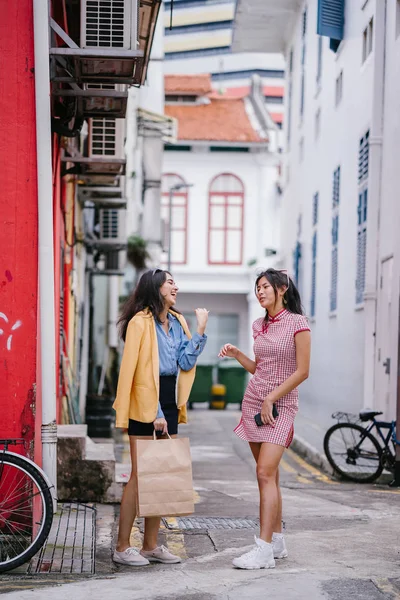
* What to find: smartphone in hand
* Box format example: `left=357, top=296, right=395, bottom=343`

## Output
left=254, top=404, right=279, bottom=426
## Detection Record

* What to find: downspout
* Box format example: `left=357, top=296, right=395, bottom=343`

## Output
left=363, top=0, right=387, bottom=410
left=33, top=0, right=57, bottom=499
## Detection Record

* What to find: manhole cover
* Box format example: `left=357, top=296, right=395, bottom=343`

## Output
left=163, top=517, right=259, bottom=530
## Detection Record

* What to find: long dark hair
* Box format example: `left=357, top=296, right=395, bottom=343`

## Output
left=118, top=269, right=179, bottom=341
left=255, top=269, right=304, bottom=323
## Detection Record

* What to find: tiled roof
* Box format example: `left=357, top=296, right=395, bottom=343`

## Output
left=213, top=85, right=284, bottom=99
left=164, top=96, right=266, bottom=143
left=165, top=74, right=212, bottom=95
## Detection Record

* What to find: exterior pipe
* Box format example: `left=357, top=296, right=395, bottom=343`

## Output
left=362, top=0, right=386, bottom=411
left=33, top=0, right=58, bottom=502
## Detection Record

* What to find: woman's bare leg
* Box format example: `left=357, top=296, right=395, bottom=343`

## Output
left=274, top=467, right=283, bottom=533
left=249, top=442, right=261, bottom=463
left=142, top=433, right=177, bottom=551
left=116, top=436, right=140, bottom=551
left=256, top=443, right=285, bottom=543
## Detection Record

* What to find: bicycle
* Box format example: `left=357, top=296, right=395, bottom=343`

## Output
left=0, top=439, right=55, bottom=573
left=323, top=410, right=398, bottom=484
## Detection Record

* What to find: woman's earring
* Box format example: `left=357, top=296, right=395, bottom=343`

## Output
left=283, top=295, right=287, bottom=305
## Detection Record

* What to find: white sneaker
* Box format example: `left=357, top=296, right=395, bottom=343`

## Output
left=140, top=545, right=182, bottom=564
left=232, top=536, right=276, bottom=570
left=272, top=533, right=288, bottom=559
left=113, top=547, right=150, bottom=566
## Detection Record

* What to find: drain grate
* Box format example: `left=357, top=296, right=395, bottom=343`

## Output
left=163, top=517, right=259, bottom=530
left=28, top=503, right=96, bottom=574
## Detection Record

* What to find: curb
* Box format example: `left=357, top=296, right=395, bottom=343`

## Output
left=292, top=433, right=394, bottom=485
left=291, top=433, right=333, bottom=476
left=95, top=504, right=118, bottom=575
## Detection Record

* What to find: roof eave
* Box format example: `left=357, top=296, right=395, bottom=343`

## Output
left=232, top=0, right=302, bottom=54
left=166, top=140, right=269, bottom=148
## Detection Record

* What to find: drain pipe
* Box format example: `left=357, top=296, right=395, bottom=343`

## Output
left=362, top=0, right=387, bottom=410
left=33, top=0, right=57, bottom=500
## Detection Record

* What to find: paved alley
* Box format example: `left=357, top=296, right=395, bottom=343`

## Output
left=1, top=409, right=400, bottom=599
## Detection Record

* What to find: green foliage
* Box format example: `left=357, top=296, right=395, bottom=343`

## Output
left=126, top=235, right=150, bottom=270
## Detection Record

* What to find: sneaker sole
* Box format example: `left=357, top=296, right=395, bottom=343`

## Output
left=146, top=557, right=182, bottom=564
left=232, top=562, right=275, bottom=570
left=113, top=557, right=150, bottom=567
left=274, top=551, right=288, bottom=559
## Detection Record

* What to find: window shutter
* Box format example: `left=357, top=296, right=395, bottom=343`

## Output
left=330, top=246, right=338, bottom=311
left=317, top=0, right=345, bottom=41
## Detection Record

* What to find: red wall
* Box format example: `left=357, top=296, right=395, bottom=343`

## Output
left=0, top=0, right=38, bottom=453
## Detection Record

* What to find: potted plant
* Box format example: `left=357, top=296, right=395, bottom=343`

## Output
left=126, top=235, right=150, bottom=270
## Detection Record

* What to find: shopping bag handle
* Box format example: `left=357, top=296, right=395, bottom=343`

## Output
left=153, top=431, right=172, bottom=440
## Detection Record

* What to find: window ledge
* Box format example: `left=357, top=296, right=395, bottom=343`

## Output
left=355, top=302, right=365, bottom=311
left=329, top=310, right=337, bottom=319
left=361, top=53, right=373, bottom=71
left=309, top=316, right=316, bottom=324
left=334, top=41, right=345, bottom=60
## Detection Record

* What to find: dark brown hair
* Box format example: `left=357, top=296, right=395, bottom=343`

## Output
left=118, top=269, right=180, bottom=341
left=255, top=269, right=304, bottom=323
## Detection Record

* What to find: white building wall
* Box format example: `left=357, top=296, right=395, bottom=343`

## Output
left=164, top=149, right=278, bottom=275
left=375, top=0, right=400, bottom=419
left=280, top=0, right=400, bottom=424
left=163, top=147, right=279, bottom=357
left=280, top=0, right=372, bottom=424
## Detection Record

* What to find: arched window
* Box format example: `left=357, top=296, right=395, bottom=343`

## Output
left=208, top=173, right=244, bottom=265
left=161, top=174, right=188, bottom=265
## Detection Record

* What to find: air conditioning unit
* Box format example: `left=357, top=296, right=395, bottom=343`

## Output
left=81, top=0, right=138, bottom=50
left=88, top=117, right=125, bottom=159
left=99, top=208, right=126, bottom=242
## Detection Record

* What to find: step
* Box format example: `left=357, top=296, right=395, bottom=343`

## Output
left=57, top=424, right=123, bottom=503
left=115, top=462, right=131, bottom=484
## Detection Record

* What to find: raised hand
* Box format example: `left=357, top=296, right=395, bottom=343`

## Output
left=195, top=308, right=209, bottom=335
left=218, top=343, right=239, bottom=359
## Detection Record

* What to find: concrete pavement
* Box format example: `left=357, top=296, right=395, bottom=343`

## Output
left=1, top=408, right=400, bottom=599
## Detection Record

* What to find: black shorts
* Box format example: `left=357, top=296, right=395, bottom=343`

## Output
left=128, top=375, right=178, bottom=436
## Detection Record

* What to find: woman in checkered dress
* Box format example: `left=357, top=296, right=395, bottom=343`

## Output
left=219, top=269, right=311, bottom=570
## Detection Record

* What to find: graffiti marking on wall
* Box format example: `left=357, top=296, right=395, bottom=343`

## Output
left=0, top=313, right=22, bottom=351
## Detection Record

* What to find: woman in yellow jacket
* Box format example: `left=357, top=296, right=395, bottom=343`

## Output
left=113, top=268, right=208, bottom=567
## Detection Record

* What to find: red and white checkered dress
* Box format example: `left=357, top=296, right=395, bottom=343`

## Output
left=234, top=309, right=310, bottom=447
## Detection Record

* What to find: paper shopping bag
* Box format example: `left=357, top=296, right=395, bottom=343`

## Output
left=135, top=435, right=194, bottom=518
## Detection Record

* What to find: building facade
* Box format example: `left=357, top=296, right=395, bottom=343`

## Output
left=163, top=0, right=285, bottom=129
left=163, top=75, right=280, bottom=360
left=234, top=0, right=400, bottom=426
left=0, top=0, right=162, bottom=490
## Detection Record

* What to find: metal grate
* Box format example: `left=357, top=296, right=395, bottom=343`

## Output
left=28, top=503, right=96, bottom=574
left=90, top=118, right=117, bottom=157
left=162, top=517, right=259, bottom=531
left=100, top=208, right=120, bottom=239
left=84, top=0, right=125, bottom=48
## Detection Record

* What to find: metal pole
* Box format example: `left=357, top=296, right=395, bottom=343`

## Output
left=390, top=291, right=400, bottom=487
left=167, top=187, right=174, bottom=273
left=33, top=0, right=57, bottom=503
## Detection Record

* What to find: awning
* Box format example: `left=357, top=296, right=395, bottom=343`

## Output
left=137, top=108, right=177, bottom=143
left=232, top=0, right=301, bottom=53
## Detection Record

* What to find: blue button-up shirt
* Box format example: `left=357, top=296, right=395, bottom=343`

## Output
left=155, top=314, right=207, bottom=418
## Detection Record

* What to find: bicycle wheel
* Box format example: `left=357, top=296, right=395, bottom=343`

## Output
left=0, top=453, right=54, bottom=573
left=324, top=423, right=383, bottom=483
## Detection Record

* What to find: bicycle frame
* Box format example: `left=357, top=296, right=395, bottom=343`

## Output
left=365, top=420, right=397, bottom=455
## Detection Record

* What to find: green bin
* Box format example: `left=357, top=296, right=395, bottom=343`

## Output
left=217, top=360, right=247, bottom=406
left=188, top=365, right=213, bottom=408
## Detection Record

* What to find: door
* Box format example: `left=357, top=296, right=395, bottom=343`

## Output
left=375, top=257, right=394, bottom=417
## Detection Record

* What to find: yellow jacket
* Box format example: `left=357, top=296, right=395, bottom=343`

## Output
left=112, top=309, right=196, bottom=428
